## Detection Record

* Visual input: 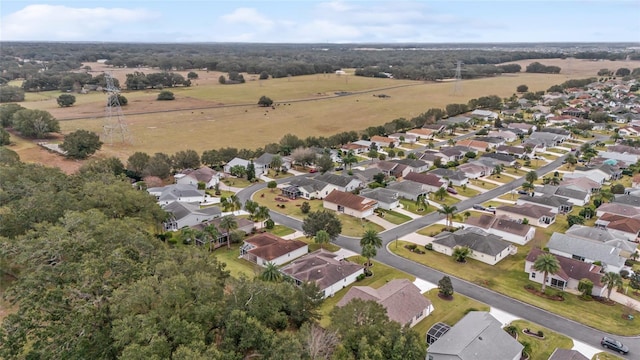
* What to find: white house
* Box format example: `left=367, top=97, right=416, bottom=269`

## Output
left=470, top=109, right=499, bottom=120
left=323, top=190, right=378, bottom=218
left=223, top=157, right=250, bottom=174
left=175, top=167, right=220, bottom=189
left=547, top=232, right=626, bottom=273
left=147, top=184, right=207, bottom=205
left=240, top=233, right=308, bottom=266
left=162, top=202, right=222, bottom=231
left=465, top=214, right=536, bottom=245
left=431, top=228, right=517, bottom=266
left=280, top=249, right=365, bottom=298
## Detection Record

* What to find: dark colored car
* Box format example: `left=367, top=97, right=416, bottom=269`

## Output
left=517, top=190, right=529, bottom=195
left=472, top=204, right=486, bottom=211
left=446, top=187, right=458, bottom=195
left=601, top=337, right=629, bottom=354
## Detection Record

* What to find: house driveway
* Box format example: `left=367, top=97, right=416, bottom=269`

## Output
left=366, top=214, right=397, bottom=230
left=399, top=233, right=433, bottom=246
left=333, top=247, right=359, bottom=260
left=413, top=278, right=437, bottom=293
left=393, top=207, right=421, bottom=219
left=282, top=230, right=305, bottom=240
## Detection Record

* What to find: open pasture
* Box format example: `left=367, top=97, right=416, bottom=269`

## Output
left=13, top=58, right=631, bottom=161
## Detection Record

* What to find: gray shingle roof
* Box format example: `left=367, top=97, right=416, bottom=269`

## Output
left=613, top=194, right=640, bottom=207
left=427, top=311, right=523, bottom=360
left=288, top=177, right=329, bottom=193
left=359, top=188, right=399, bottom=204
left=314, top=173, right=358, bottom=188
left=518, top=194, right=572, bottom=208
left=428, top=168, right=468, bottom=181
left=547, top=233, right=626, bottom=269
left=433, top=228, right=511, bottom=256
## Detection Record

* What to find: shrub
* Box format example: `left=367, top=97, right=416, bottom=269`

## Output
left=157, top=90, right=175, bottom=100
left=537, top=330, right=544, bottom=337
left=405, top=244, right=417, bottom=251
left=620, top=270, right=630, bottom=279
left=300, top=201, right=311, bottom=214
left=425, top=243, right=433, bottom=251
left=356, top=274, right=366, bottom=281
left=524, top=284, right=535, bottom=290
left=265, top=219, right=275, bottom=229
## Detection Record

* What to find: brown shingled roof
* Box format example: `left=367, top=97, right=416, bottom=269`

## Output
left=280, top=249, right=364, bottom=290
left=404, top=172, right=444, bottom=187
left=324, top=190, right=378, bottom=212
left=599, top=213, right=640, bottom=234
left=466, top=214, right=532, bottom=236
left=526, top=248, right=603, bottom=287
left=244, top=233, right=307, bottom=261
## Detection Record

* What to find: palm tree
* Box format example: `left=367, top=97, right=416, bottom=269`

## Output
left=202, top=223, right=220, bottom=252
left=219, top=215, right=238, bottom=249
left=549, top=176, right=561, bottom=186
left=178, top=227, right=198, bottom=245
left=533, top=253, right=560, bottom=292
left=342, top=150, right=357, bottom=170
left=434, top=187, right=448, bottom=201
left=462, top=211, right=471, bottom=221
left=360, top=229, right=382, bottom=269
left=270, top=155, right=283, bottom=174
left=601, top=272, right=623, bottom=300
left=453, top=246, right=472, bottom=263
left=229, top=194, right=242, bottom=213
left=525, top=170, right=538, bottom=184
left=314, top=230, right=330, bottom=250
left=447, top=138, right=455, bottom=146
left=512, top=161, right=521, bottom=173
left=253, top=205, right=270, bottom=229
left=361, top=244, right=377, bottom=274
left=493, top=164, right=503, bottom=178
left=416, top=194, right=429, bottom=212
left=522, top=181, right=535, bottom=196
left=438, top=205, right=458, bottom=229
left=244, top=199, right=258, bottom=219
left=565, top=153, right=577, bottom=168
left=260, top=262, right=282, bottom=282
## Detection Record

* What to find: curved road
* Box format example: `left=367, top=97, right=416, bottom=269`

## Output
left=237, top=137, right=638, bottom=357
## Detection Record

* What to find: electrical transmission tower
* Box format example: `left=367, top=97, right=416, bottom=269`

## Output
left=102, top=73, right=132, bottom=144
left=452, top=60, right=463, bottom=95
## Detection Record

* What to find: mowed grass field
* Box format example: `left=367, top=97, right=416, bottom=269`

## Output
left=13, top=58, right=640, bottom=162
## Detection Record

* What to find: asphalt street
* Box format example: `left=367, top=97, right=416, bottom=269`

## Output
left=237, top=135, right=637, bottom=356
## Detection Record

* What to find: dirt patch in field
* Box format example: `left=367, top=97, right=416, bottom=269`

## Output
left=7, top=131, right=84, bottom=174
left=498, top=58, right=640, bottom=77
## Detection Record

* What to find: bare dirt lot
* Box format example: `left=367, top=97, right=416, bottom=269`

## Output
left=11, top=58, right=640, bottom=170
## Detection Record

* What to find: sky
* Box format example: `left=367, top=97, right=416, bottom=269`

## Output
left=1, top=0, right=639, bottom=43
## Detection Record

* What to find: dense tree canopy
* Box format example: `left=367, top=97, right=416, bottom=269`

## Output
left=302, top=210, right=343, bottom=240
left=60, top=129, right=103, bottom=159
left=11, top=109, right=60, bottom=138
left=0, top=86, right=25, bottom=103
left=56, top=93, right=76, bottom=107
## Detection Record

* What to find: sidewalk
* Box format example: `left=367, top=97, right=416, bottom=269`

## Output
left=611, top=289, right=640, bottom=310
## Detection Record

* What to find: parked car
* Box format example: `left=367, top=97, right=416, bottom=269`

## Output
left=473, top=204, right=486, bottom=211
left=308, top=168, right=318, bottom=173
left=485, top=206, right=496, bottom=213
left=601, top=337, right=629, bottom=354
left=446, top=187, right=458, bottom=195
left=517, top=190, right=529, bottom=195
left=334, top=166, right=344, bottom=171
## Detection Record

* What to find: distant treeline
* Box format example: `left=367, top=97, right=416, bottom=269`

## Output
left=1, top=42, right=618, bottom=83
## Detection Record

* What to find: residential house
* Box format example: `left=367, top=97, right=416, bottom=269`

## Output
left=480, top=152, right=517, bottom=166
left=634, top=174, right=640, bottom=188
left=279, top=249, right=365, bottom=298
left=428, top=168, right=469, bottom=187
left=525, top=249, right=606, bottom=297
left=431, top=228, right=517, bottom=265
left=595, top=213, right=640, bottom=242
left=612, top=194, right=640, bottom=207
left=240, top=233, right=308, bottom=266
left=516, top=195, right=573, bottom=214
left=618, top=126, right=640, bottom=137
left=336, top=279, right=433, bottom=328
left=369, top=160, right=411, bottom=179
left=419, top=151, right=447, bottom=167
left=560, top=177, right=602, bottom=194
left=223, top=157, right=250, bottom=174
left=465, top=214, right=536, bottom=245
left=386, top=180, right=430, bottom=201
left=538, top=127, right=571, bottom=137
left=456, top=139, right=492, bottom=152
left=254, top=152, right=290, bottom=174
left=548, top=349, right=589, bottom=360
left=474, top=136, right=506, bottom=147
left=439, top=116, right=472, bottom=126
left=370, top=135, right=398, bottom=148
left=458, top=162, right=492, bottom=179
left=495, top=204, right=556, bottom=227
left=596, top=202, right=640, bottom=219
left=438, top=146, right=469, bottom=162
left=496, top=145, right=534, bottom=159
left=323, top=190, right=378, bottom=218
left=390, top=158, right=431, bottom=173
left=528, top=132, right=566, bottom=147
left=566, top=225, right=637, bottom=258
left=426, top=311, right=523, bottom=360
left=314, top=173, right=363, bottom=192
left=507, top=122, right=536, bottom=133
left=597, top=151, right=639, bottom=167
left=404, top=172, right=446, bottom=192
left=546, top=232, right=626, bottom=273
left=162, top=202, right=222, bottom=231
left=470, top=109, right=499, bottom=120
left=359, top=188, right=400, bottom=210
left=564, top=164, right=622, bottom=184
left=147, top=184, right=207, bottom=205
left=389, top=132, right=417, bottom=144
left=522, top=139, right=547, bottom=153
left=406, top=128, right=436, bottom=140
left=341, top=142, right=369, bottom=154
left=423, top=124, right=446, bottom=133
left=281, top=178, right=332, bottom=200
left=349, top=167, right=383, bottom=185
left=175, top=167, right=220, bottom=189
left=192, top=216, right=254, bottom=249
left=534, top=185, right=591, bottom=206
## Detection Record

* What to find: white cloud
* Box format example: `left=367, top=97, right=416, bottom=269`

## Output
left=317, top=1, right=354, bottom=12
left=220, top=8, right=274, bottom=31
left=1, top=5, right=158, bottom=41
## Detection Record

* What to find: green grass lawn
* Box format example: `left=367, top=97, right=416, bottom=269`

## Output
left=413, top=289, right=490, bottom=340
left=430, top=193, right=460, bottom=207
left=339, top=214, right=385, bottom=237
left=380, top=210, right=412, bottom=225
left=502, top=167, right=524, bottom=177
left=454, top=185, right=480, bottom=197
left=264, top=170, right=294, bottom=180
left=487, top=174, right=512, bottom=183
left=549, top=148, right=570, bottom=154
left=318, top=256, right=416, bottom=327
left=254, top=188, right=324, bottom=219
left=592, top=353, right=625, bottom=360
left=399, top=198, right=434, bottom=215
left=221, top=177, right=261, bottom=189
left=211, top=244, right=261, bottom=279
left=295, top=236, right=341, bottom=253
left=469, top=179, right=498, bottom=190
left=540, top=153, right=559, bottom=161
left=417, top=224, right=449, bottom=237
left=205, top=189, right=236, bottom=199
left=266, top=225, right=295, bottom=237
left=390, top=240, right=640, bottom=335
left=509, top=320, right=573, bottom=360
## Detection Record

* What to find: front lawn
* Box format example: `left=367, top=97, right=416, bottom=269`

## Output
left=430, top=193, right=460, bottom=207
left=390, top=240, right=640, bottom=335
left=399, top=198, right=434, bottom=215
left=487, top=174, right=512, bottom=183
left=469, top=178, right=498, bottom=190
left=380, top=210, right=412, bottom=225
left=254, top=188, right=324, bottom=219
left=413, top=289, right=490, bottom=341
left=221, top=177, right=261, bottom=188
left=212, top=243, right=261, bottom=279
left=295, top=236, right=341, bottom=253
left=266, top=225, right=295, bottom=237
left=264, top=170, right=294, bottom=179
left=509, top=319, right=573, bottom=360
left=339, top=214, right=385, bottom=237
left=318, top=256, right=416, bottom=327
left=592, top=353, right=625, bottom=360
left=417, top=224, right=449, bottom=237
left=454, top=185, right=480, bottom=197
left=540, top=153, right=559, bottom=161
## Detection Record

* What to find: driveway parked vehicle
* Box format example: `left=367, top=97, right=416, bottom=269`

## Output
left=447, top=187, right=458, bottom=195
left=601, top=337, right=629, bottom=355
